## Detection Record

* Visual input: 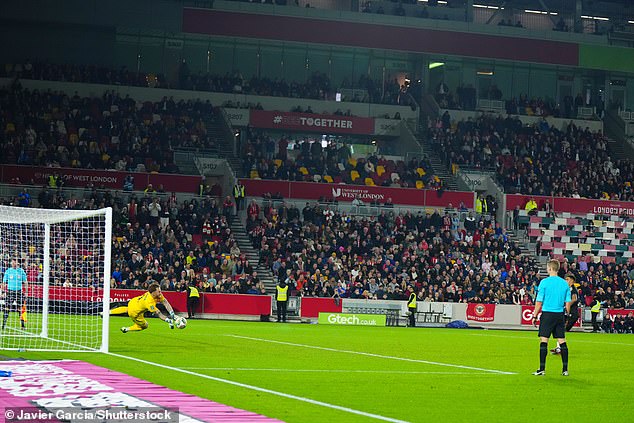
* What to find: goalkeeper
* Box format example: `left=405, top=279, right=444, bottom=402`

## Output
left=110, top=283, right=177, bottom=333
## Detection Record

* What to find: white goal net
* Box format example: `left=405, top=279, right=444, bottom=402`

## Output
left=0, top=205, right=111, bottom=352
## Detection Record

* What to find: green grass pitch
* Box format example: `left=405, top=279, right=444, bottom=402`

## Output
left=2, top=318, right=633, bottom=422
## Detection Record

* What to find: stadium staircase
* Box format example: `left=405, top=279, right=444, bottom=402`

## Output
left=419, top=137, right=459, bottom=191
left=508, top=228, right=549, bottom=278
left=230, top=214, right=277, bottom=294
left=604, top=109, right=634, bottom=161
left=204, top=111, right=243, bottom=176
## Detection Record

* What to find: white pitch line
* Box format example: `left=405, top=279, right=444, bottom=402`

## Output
left=180, top=368, right=501, bottom=375
left=106, top=352, right=410, bottom=423
left=468, top=332, right=634, bottom=347
left=225, top=335, right=517, bottom=375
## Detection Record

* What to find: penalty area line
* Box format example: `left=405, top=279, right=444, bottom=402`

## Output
left=106, top=351, right=410, bottom=423
left=180, top=368, right=501, bottom=375
left=225, top=335, right=517, bottom=375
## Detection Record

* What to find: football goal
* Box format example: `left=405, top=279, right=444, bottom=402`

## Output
left=0, top=205, right=111, bottom=352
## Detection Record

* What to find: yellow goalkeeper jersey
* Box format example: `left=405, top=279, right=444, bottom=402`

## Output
left=127, top=292, right=164, bottom=316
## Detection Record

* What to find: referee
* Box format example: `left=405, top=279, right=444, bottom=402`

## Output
left=2, top=258, right=28, bottom=330
left=532, top=260, right=572, bottom=376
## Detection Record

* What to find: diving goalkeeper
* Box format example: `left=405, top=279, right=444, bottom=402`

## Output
left=111, top=282, right=177, bottom=333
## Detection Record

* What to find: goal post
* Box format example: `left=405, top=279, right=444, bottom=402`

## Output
left=0, top=205, right=111, bottom=352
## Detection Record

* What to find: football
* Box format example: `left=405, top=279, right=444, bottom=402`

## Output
left=175, top=316, right=187, bottom=329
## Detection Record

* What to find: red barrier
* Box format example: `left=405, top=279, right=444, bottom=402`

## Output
left=506, top=193, right=634, bottom=217
left=506, top=194, right=554, bottom=212
left=203, top=293, right=271, bottom=316
left=607, top=309, right=634, bottom=317
left=300, top=297, right=343, bottom=318
left=241, top=179, right=475, bottom=208
left=250, top=110, right=375, bottom=135
left=27, top=287, right=270, bottom=316
left=0, top=165, right=201, bottom=193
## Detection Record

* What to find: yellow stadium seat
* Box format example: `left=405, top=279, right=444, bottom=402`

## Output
left=250, top=170, right=260, bottom=179
left=348, top=158, right=357, bottom=168
left=365, top=177, right=375, bottom=186
left=299, top=167, right=309, bottom=175
left=351, top=170, right=360, bottom=182
left=416, top=167, right=426, bottom=177
left=416, top=181, right=424, bottom=189
left=274, top=159, right=282, bottom=168
left=377, top=165, right=385, bottom=177
left=323, top=175, right=334, bottom=183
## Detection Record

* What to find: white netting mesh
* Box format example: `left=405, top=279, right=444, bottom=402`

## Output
left=0, top=206, right=111, bottom=352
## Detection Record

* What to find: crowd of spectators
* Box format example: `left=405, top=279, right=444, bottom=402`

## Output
left=435, top=81, right=603, bottom=120
left=361, top=0, right=459, bottom=21
left=0, top=82, right=214, bottom=172
left=247, top=198, right=543, bottom=304
left=2, top=61, right=412, bottom=107
left=3, top=61, right=158, bottom=88
left=1, top=186, right=266, bottom=296
left=429, top=113, right=634, bottom=200
left=241, top=128, right=441, bottom=189
left=556, top=259, right=634, bottom=315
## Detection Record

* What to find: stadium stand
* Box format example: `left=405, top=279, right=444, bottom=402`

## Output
left=0, top=84, right=214, bottom=172
left=429, top=113, right=633, bottom=200
left=1, top=187, right=265, bottom=296
left=1, top=61, right=415, bottom=106
left=247, top=199, right=542, bottom=305
left=241, top=129, right=441, bottom=189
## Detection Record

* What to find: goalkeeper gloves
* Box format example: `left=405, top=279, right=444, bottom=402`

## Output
left=166, top=318, right=175, bottom=329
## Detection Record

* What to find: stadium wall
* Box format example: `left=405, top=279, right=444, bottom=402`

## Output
left=240, top=179, right=476, bottom=209
left=0, top=165, right=202, bottom=193
left=505, top=194, right=634, bottom=216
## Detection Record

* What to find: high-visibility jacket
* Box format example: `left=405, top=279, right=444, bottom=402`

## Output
left=276, top=285, right=288, bottom=302
left=408, top=292, right=417, bottom=310
left=475, top=198, right=483, bottom=213
left=233, top=184, right=245, bottom=198
left=188, top=286, right=200, bottom=298
left=591, top=299, right=601, bottom=313
left=525, top=200, right=537, bottom=212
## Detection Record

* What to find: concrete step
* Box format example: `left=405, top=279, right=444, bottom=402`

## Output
left=229, top=216, right=277, bottom=294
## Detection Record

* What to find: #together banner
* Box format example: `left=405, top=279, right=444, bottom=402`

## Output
left=466, top=303, right=496, bottom=322
left=249, top=110, right=375, bottom=135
